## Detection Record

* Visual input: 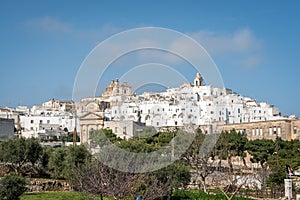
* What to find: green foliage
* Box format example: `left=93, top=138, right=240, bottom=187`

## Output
left=245, top=138, right=300, bottom=186
left=185, top=129, right=206, bottom=157
left=116, top=131, right=176, bottom=153
left=48, top=147, right=68, bottom=179
left=216, top=130, right=248, bottom=158
left=134, top=126, right=157, bottom=139
left=40, top=148, right=52, bottom=170
left=25, top=138, right=43, bottom=166
left=267, top=138, right=300, bottom=186
left=0, top=173, right=27, bottom=200
left=62, top=132, right=80, bottom=143
left=89, top=129, right=122, bottom=148
left=267, top=164, right=286, bottom=187
left=214, top=130, right=248, bottom=171
left=0, top=137, right=43, bottom=173
left=79, top=129, right=190, bottom=197
left=47, top=145, right=91, bottom=179
left=155, top=160, right=191, bottom=190
left=246, top=139, right=275, bottom=168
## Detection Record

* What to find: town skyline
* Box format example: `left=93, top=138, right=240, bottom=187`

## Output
left=1, top=1, right=300, bottom=117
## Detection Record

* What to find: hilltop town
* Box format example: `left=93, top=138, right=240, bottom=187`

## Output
left=1, top=72, right=299, bottom=145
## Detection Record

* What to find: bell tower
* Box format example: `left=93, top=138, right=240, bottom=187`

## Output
left=194, top=72, right=203, bottom=86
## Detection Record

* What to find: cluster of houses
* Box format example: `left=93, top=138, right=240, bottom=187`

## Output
left=0, top=72, right=299, bottom=145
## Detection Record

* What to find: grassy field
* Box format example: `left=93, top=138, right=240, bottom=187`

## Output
left=172, top=190, right=253, bottom=200
left=21, top=191, right=112, bottom=200
left=21, top=191, right=253, bottom=200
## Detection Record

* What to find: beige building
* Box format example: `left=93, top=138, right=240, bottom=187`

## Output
left=219, top=118, right=300, bottom=141
left=102, top=79, right=132, bottom=101
left=104, top=120, right=145, bottom=140
left=78, top=100, right=109, bottom=144
left=78, top=78, right=132, bottom=143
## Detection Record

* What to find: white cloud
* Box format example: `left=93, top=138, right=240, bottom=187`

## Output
left=133, top=28, right=263, bottom=69
left=25, top=17, right=71, bottom=33
left=24, top=17, right=122, bottom=42
left=24, top=18, right=263, bottom=68
left=190, top=28, right=262, bottom=54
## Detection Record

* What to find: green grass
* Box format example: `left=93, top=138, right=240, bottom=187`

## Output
left=21, top=190, right=253, bottom=200
left=172, top=190, right=253, bottom=200
left=21, top=191, right=112, bottom=200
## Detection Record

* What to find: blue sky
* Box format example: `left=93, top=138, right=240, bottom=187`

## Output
left=0, top=0, right=300, bottom=117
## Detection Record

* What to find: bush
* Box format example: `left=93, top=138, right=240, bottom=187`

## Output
left=0, top=173, right=27, bottom=200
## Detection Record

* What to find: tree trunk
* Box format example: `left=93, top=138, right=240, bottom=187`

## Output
left=228, top=155, right=233, bottom=172
left=218, top=158, right=222, bottom=170
left=200, top=176, right=208, bottom=194
left=242, top=157, right=247, bottom=168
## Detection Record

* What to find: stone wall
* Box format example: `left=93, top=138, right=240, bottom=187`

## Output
left=28, top=178, right=70, bottom=192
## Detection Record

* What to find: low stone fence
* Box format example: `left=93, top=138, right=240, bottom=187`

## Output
left=28, top=178, right=71, bottom=192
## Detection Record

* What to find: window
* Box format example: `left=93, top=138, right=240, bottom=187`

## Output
left=123, top=127, right=127, bottom=134
left=252, top=129, right=255, bottom=136
left=269, top=127, right=273, bottom=135
left=278, top=127, right=281, bottom=135
left=39, top=120, right=42, bottom=124
left=273, top=127, right=277, bottom=135
left=30, top=120, right=34, bottom=124
left=238, top=108, right=240, bottom=114
left=294, top=127, right=297, bottom=134
left=260, top=128, right=263, bottom=136
left=175, top=121, right=178, bottom=125
left=156, top=122, right=159, bottom=126
left=30, top=127, right=33, bottom=130
left=47, top=120, right=50, bottom=124
left=256, top=128, right=259, bottom=136
left=115, top=127, right=118, bottom=133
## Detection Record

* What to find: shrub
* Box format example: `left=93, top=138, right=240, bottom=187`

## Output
left=0, top=173, right=27, bottom=200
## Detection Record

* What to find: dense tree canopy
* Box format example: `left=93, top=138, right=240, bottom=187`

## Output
left=0, top=137, right=42, bottom=173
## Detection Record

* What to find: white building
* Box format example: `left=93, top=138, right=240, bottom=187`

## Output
left=19, top=99, right=77, bottom=139
left=104, top=73, right=285, bottom=129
